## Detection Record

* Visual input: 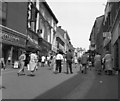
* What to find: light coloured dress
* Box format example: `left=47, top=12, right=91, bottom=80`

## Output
left=104, top=54, right=112, bottom=71
left=28, top=53, right=37, bottom=71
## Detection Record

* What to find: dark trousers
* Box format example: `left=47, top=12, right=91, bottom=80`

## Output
left=56, top=60, right=62, bottom=73
left=82, top=64, right=87, bottom=74
left=66, top=60, right=72, bottom=73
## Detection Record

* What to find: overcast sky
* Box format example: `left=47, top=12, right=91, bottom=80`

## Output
left=46, top=0, right=107, bottom=50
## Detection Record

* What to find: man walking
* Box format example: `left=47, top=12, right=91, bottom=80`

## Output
left=66, top=49, right=73, bottom=74
left=81, top=52, right=88, bottom=74
left=56, top=50, right=63, bottom=73
left=41, top=55, right=46, bottom=67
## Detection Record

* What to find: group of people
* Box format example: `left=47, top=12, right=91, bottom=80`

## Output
left=48, top=49, right=74, bottom=74
left=17, top=49, right=76, bottom=76
left=94, top=51, right=113, bottom=75
left=1, top=48, right=116, bottom=76
left=71, top=51, right=115, bottom=75
left=17, top=51, right=39, bottom=76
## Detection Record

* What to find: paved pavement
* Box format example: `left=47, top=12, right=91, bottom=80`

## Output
left=1, top=63, right=119, bottom=100
left=1, top=63, right=81, bottom=99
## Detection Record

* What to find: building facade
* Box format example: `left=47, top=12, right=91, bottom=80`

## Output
left=38, top=1, right=58, bottom=55
left=56, top=26, right=66, bottom=54
left=0, top=2, right=27, bottom=65
left=0, top=0, right=58, bottom=66
left=95, top=15, right=104, bottom=55
left=103, top=1, right=120, bottom=70
left=89, top=1, right=120, bottom=71
left=26, top=0, right=58, bottom=56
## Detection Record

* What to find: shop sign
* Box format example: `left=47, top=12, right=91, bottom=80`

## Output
left=2, top=32, right=19, bottom=42
left=103, top=32, right=111, bottom=39
left=1, top=30, right=26, bottom=47
left=52, top=46, right=57, bottom=53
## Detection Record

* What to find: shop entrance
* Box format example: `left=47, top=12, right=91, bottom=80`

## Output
left=2, top=44, right=11, bottom=64
left=114, top=40, right=119, bottom=71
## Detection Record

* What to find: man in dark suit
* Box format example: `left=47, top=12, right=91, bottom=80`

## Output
left=66, top=49, right=73, bottom=74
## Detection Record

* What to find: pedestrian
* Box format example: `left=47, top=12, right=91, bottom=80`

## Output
left=94, top=52, right=102, bottom=75
left=74, top=55, right=78, bottom=68
left=0, top=57, right=5, bottom=70
left=55, top=50, right=64, bottom=73
left=17, top=51, right=26, bottom=76
left=47, top=54, right=51, bottom=67
left=102, top=57, right=105, bottom=70
left=66, top=49, right=73, bottom=74
left=24, top=51, right=30, bottom=69
left=28, top=51, right=38, bottom=75
left=51, top=54, right=56, bottom=72
left=81, top=52, right=88, bottom=74
left=41, top=55, right=46, bottom=67
left=36, top=51, right=41, bottom=67
left=104, top=51, right=113, bottom=75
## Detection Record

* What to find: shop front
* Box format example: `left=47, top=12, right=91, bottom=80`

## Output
left=26, top=29, right=41, bottom=52
left=111, top=23, right=120, bottom=71
left=0, top=25, right=27, bottom=66
left=38, top=37, right=51, bottom=56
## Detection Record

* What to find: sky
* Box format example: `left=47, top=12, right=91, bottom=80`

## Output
left=46, top=0, right=107, bottom=50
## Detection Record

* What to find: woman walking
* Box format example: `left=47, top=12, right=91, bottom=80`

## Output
left=17, top=51, right=26, bottom=76
left=28, top=52, right=38, bottom=75
left=94, top=53, right=102, bottom=75
left=104, top=51, right=113, bottom=75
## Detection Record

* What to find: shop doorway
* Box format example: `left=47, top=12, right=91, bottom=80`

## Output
left=114, top=40, right=119, bottom=71
left=2, top=44, right=11, bottom=64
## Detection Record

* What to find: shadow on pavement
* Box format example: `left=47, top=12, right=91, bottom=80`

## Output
left=0, top=86, right=6, bottom=89
left=27, top=74, right=36, bottom=77
left=31, top=72, right=84, bottom=100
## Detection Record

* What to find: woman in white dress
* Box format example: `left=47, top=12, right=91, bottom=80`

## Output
left=28, top=52, right=38, bottom=75
left=104, top=51, right=113, bottom=75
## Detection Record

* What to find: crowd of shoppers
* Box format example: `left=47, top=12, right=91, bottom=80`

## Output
left=1, top=48, right=118, bottom=76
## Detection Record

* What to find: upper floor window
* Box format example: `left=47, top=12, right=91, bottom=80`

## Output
left=0, top=1, right=7, bottom=26
left=27, top=2, right=38, bottom=32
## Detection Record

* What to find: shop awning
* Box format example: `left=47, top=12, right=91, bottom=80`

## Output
left=26, top=39, right=41, bottom=52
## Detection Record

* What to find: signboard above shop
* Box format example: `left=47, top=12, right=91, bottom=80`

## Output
left=0, top=25, right=26, bottom=48
left=103, top=32, right=111, bottom=39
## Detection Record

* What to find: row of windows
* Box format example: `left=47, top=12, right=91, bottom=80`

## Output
left=104, top=2, right=120, bottom=32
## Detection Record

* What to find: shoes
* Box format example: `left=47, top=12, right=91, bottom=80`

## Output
left=71, top=72, right=73, bottom=74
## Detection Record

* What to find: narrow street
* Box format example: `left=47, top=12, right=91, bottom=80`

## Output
left=1, top=64, right=118, bottom=100
left=0, top=1, right=120, bottom=101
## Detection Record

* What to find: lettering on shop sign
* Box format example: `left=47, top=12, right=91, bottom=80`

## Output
left=2, top=32, right=19, bottom=42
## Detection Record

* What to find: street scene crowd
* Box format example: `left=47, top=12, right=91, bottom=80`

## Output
left=1, top=48, right=118, bottom=77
